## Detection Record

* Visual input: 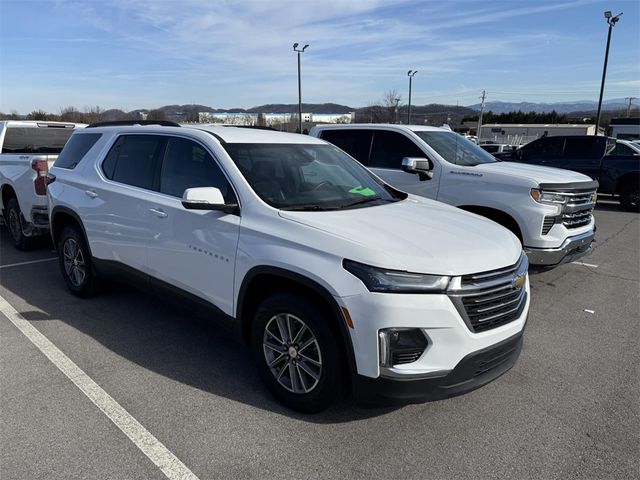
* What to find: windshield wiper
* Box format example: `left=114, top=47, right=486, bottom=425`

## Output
left=340, top=196, right=386, bottom=209
left=281, top=204, right=337, bottom=211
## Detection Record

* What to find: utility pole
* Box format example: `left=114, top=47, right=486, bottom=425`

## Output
left=293, top=43, right=309, bottom=134
left=625, top=97, right=637, bottom=117
left=595, top=11, right=623, bottom=135
left=407, top=70, right=417, bottom=124
left=476, top=90, right=486, bottom=142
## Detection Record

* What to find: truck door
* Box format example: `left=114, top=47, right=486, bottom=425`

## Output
left=367, top=130, right=440, bottom=199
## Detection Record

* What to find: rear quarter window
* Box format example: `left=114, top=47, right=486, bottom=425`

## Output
left=54, top=133, right=102, bottom=169
left=1, top=126, right=75, bottom=154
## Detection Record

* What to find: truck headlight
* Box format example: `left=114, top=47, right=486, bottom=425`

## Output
left=343, top=260, right=450, bottom=293
left=530, top=188, right=567, bottom=204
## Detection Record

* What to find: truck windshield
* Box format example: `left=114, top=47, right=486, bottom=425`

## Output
left=223, top=143, right=404, bottom=210
left=413, top=131, right=497, bottom=166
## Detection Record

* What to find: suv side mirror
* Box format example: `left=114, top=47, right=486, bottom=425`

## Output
left=182, top=187, right=239, bottom=214
left=401, top=157, right=433, bottom=180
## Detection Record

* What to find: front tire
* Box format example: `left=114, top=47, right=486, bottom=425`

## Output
left=619, top=182, right=640, bottom=212
left=57, top=225, right=99, bottom=297
left=5, top=198, right=31, bottom=250
left=251, top=292, right=344, bottom=413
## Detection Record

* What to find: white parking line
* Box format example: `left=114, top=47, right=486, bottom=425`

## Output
left=0, top=294, right=199, bottom=480
left=0, top=258, right=57, bottom=269
left=572, top=261, right=599, bottom=268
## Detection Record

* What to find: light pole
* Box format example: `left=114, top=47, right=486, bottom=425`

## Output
left=394, top=97, right=400, bottom=124
left=407, top=70, right=417, bottom=124
left=595, top=11, right=623, bottom=135
left=293, top=43, right=309, bottom=133
left=625, top=97, right=637, bottom=117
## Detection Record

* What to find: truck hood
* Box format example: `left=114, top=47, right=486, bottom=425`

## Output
left=278, top=197, right=521, bottom=276
left=474, top=161, right=592, bottom=185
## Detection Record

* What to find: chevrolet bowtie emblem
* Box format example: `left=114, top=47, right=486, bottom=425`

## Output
left=513, top=274, right=526, bottom=290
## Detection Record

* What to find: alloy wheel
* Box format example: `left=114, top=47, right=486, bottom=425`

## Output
left=62, top=238, right=86, bottom=287
left=7, top=208, right=22, bottom=243
left=263, top=313, right=322, bottom=394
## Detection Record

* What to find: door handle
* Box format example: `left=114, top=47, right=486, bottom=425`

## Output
left=85, top=190, right=98, bottom=199
left=149, top=208, right=168, bottom=218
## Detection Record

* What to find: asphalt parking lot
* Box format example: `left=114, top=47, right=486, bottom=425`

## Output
left=1, top=201, right=638, bottom=480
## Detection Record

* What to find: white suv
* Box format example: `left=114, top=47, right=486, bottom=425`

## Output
left=48, top=122, right=529, bottom=412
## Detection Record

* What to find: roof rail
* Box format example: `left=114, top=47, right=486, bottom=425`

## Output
left=86, top=120, right=181, bottom=128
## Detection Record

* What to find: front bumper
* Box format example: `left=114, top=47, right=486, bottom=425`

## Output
left=353, top=331, right=524, bottom=406
left=524, top=230, right=594, bottom=266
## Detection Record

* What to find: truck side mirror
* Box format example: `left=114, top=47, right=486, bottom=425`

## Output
left=401, top=157, right=433, bottom=180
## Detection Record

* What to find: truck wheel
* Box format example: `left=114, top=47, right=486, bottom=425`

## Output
left=57, top=225, right=99, bottom=297
left=5, top=198, right=31, bottom=250
left=619, top=183, right=640, bottom=212
left=251, top=292, right=344, bottom=413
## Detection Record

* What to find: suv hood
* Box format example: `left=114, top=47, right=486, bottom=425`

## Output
left=474, top=161, right=592, bottom=185
left=279, top=197, right=521, bottom=276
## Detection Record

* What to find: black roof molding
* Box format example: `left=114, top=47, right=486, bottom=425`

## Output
left=86, top=120, right=181, bottom=128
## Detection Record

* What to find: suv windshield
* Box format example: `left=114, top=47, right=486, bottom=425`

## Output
left=223, top=143, right=404, bottom=210
left=413, top=131, right=497, bottom=166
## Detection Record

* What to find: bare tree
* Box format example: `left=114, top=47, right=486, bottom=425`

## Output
left=82, top=105, right=104, bottom=123
left=60, top=106, right=83, bottom=122
left=146, top=109, right=167, bottom=121
left=382, top=89, right=403, bottom=124
left=27, top=110, right=58, bottom=121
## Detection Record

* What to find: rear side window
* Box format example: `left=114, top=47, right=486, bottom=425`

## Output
left=320, top=129, right=372, bottom=165
left=159, top=137, right=234, bottom=202
left=102, top=135, right=164, bottom=190
left=563, top=137, right=602, bottom=160
left=369, top=130, right=424, bottom=169
left=609, top=143, right=636, bottom=156
left=522, top=137, right=564, bottom=162
left=1, top=126, right=75, bottom=154
left=54, top=133, right=102, bottom=169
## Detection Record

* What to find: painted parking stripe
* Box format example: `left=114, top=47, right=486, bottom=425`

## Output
left=0, top=258, right=57, bottom=269
left=572, top=261, right=599, bottom=268
left=0, top=295, right=199, bottom=480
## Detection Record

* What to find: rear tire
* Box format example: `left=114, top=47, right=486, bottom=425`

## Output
left=5, top=198, right=31, bottom=251
left=57, top=225, right=99, bottom=297
left=619, top=182, right=640, bottom=212
left=251, top=292, right=344, bottom=413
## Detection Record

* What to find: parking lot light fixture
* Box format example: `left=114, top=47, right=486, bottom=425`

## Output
left=407, top=70, right=417, bottom=124
left=293, top=43, right=309, bottom=134
left=595, top=11, right=623, bottom=136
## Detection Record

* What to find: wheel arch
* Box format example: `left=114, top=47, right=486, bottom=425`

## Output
left=50, top=206, right=91, bottom=254
left=1, top=184, right=17, bottom=210
left=457, top=204, right=523, bottom=242
left=236, top=266, right=357, bottom=380
left=615, top=171, right=640, bottom=194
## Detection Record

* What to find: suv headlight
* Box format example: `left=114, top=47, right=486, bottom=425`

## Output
left=530, top=188, right=566, bottom=204
left=343, top=260, right=450, bottom=293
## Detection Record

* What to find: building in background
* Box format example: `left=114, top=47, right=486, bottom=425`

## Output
left=608, top=118, right=640, bottom=140
left=473, top=123, right=603, bottom=145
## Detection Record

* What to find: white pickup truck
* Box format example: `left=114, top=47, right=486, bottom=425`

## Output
left=0, top=121, right=84, bottom=249
left=311, top=124, right=598, bottom=267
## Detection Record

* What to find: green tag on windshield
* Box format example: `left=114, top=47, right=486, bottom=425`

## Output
left=349, top=186, right=376, bottom=196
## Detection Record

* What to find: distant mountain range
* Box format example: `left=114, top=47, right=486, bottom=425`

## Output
left=466, top=98, right=631, bottom=114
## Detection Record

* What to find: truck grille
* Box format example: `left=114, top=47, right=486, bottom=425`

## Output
left=448, top=254, right=529, bottom=333
left=542, top=188, right=596, bottom=230
left=562, top=210, right=592, bottom=229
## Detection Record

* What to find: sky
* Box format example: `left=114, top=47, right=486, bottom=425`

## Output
left=1, top=0, right=639, bottom=113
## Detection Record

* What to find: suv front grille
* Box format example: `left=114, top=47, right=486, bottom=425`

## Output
left=448, top=254, right=529, bottom=333
left=542, top=188, right=596, bottom=230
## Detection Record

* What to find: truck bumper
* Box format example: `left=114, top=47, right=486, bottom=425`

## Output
left=524, top=229, right=594, bottom=266
left=353, top=331, right=524, bottom=407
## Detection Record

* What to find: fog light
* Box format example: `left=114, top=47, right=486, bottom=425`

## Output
left=379, top=328, right=428, bottom=368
